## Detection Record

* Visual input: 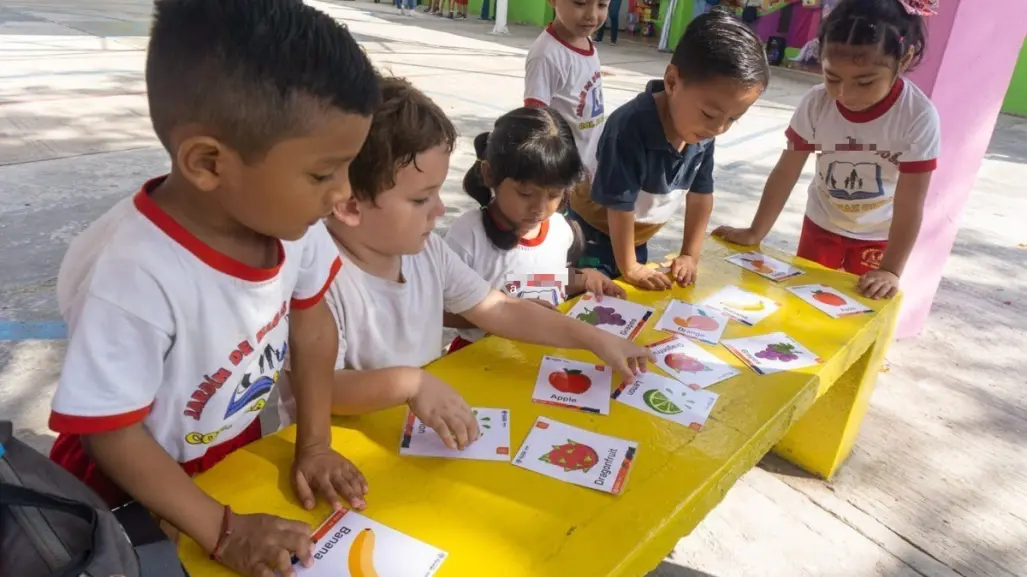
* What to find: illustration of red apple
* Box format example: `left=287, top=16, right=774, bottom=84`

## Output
left=664, top=353, right=707, bottom=373
left=548, top=369, right=592, bottom=394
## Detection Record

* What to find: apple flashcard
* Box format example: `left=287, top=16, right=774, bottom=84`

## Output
left=399, top=408, right=511, bottom=461
left=512, top=417, right=637, bottom=495
left=532, top=356, right=612, bottom=415
left=788, top=284, right=873, bottom=319
left=700, top=285, right=781, bottom=326
left=722, top=332, right=821, bottom=376
left=725, top=251, right=805, bottom=282
left=295, top=509, right=446, bottom=577
left=566, top=294, right=654, bottom=340
left=648, top=335, right=741, bottom=389
left=612, top=371, right=719, bottom=431
left=653, top=300, right=729, bottom=345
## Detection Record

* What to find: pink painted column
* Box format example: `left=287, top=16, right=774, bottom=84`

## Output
left=899, top=0, right=1027, bottom=338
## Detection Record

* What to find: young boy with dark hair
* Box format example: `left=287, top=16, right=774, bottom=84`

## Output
left=569, top=9, right=770, bottom=289
left=276, top=77, right=652, bottom=452
left=48, top=1, right=380, bottom=575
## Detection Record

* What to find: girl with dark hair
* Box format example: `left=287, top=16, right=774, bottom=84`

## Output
left=445, top=106, right=623, bottom=352
left=716, top=0, right=941, bottom=300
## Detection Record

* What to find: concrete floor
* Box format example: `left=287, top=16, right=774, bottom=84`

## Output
left=1, top=2, right=1025, bottom=576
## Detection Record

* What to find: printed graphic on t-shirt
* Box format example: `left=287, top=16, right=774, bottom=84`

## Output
left=823, top=161, right=884, bottom=201
left=575, top=71, right=605, bottom=132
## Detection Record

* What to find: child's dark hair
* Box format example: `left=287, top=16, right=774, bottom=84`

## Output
left=146, top=0, right=381, bottom=162
left=348, top=76, right=457, bottom=202
left=463, top=106, right=583, bottom=251
left=670, top=8, right=770, bottom=89
left=819, top=0, right=928, bottom=69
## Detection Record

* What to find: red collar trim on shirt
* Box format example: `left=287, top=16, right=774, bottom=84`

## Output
left=519, top=219, right=550, bottom=247
left=133, top=176, right=284, bottom=282
left=546, top=24, right=594, bottom=57
left=485, top=204, right=551, bottom=247
left=836, top=77, right=904, bottom=123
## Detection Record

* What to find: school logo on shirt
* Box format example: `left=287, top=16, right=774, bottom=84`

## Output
left=823, top=160, right=884, bottom=201
left=223, top=341, right=286, bottom=419
left=576, top=71, right=605, bottom=120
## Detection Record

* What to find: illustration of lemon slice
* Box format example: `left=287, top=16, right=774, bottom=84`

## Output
left=642, top=389, right=682, bottom=415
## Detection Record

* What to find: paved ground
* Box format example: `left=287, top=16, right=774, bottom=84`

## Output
left=1, top=2, right=1025, bottom=576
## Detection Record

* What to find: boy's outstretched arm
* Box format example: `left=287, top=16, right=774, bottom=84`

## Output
left=859, top=171, right=932, bottom=299
left=714, top=149, right=810, bottom=245
left=671, top=192, right=715, bottom=286
left=609, top=208, right=672, bottom=290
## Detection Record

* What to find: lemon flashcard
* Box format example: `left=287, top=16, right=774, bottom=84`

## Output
left=653, top=299, right=730, bottom=345
left=700, top=285, right=781, bottom=326
left=399, top=408, right=511, bottom=461
left=532, top=356, right=612, bottom=415
left=648, top=335, right=740, bottom=389
left=725, top=251, right=805, bottom=282
left=512, top=417, right=638, bottom=495
left=722, top=332, right=822, bottom=376
left=566, top=293, right=654, bottom=340
left=788, top=284, right=873, bottom=319
left=612, top=371, right=719, bottom=431
left=296, top=509, right=446, bottom=577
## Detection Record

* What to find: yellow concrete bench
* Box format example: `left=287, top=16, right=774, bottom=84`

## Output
left=178, top=239, right=897, bottom=576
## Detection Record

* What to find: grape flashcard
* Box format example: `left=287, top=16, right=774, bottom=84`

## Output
left=512, top=417, right=637, bottom=495
left=399, top=408, right=511, bottom=461
left=532, top=356, right=612, bottom=415
left=295, top=509, right=446, bottom=577
left=788, top=284, right=873, bottom=319
left=653, top=300, right=730, bottom=345
left=700, top=285, right=781, bottom=326
left=648, top=335, right=740, bottom=389
left=725, top=251, right=805, bottom=282
left=612, top=371, right=719, bottom=431
left=721, top=332, right=821, bottom=376
left=566, top=293, right=654, bottom=340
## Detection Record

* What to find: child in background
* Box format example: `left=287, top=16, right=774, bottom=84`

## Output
left=276, top=78, right=651, bottom=453
left=569, top=9, right=769, bottom=289
left=451, top=0, right=468, bottom=18
left=714, top=0, right=940, bottom=299
left=445, top=106, right=624, bottom=351
left=524, top=0, right=609, bottom=176
left=48, top=1, right=380, bottom=576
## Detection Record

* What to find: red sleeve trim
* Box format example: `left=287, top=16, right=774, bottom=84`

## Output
left=785, top=127, right=816, bottom=152
left=524, top=98, right=548, bottom=108
left=899, top=159, right=937, bottom=173
left=49, top=405, right=151, bottom=435
left=291, top=256, right=342, bottom=310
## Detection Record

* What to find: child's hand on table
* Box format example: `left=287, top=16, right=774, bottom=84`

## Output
left=292, top=444, right=368, bottom=511
left=218, top=510, right=313, bottom=577
left=858, top=269, right=899, bottom=299
left=669, top=254, right=699, bottom=287
left=621, top=263, right=672, bottom=291
left=712, top=225, right=763, bottom=246
left=408, top=371, right=481, bottom=451
left=580, top=269, right=627, bottom=299
left=582, top=330, right=654, bottom=381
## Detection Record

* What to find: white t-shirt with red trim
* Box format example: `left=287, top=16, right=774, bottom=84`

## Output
left=786, top=78, right=941, bottom=241
left=50, top=178, right=341, bottom=466
left=444, top=210, right=575, bottom=342
left=524, top=25, right=605, bottom=176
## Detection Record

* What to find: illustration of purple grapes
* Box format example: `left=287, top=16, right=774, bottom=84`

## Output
left=577, top=305, right=627, bottom=327
left=755, top=342, right=799, bottom=362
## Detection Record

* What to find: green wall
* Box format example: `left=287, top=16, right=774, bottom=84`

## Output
left=1002, top=38, right=1027, bottom=117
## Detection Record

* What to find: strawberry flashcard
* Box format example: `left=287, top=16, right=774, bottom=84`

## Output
left=648, top=335, right=740, bottom=389
left=399, top=408, right=511, bottom=461
left=612, top=371, right=719, bottom=431
left=700, top=285, right=780, bottom=326
left=725, top=251, right=805, bottom=282
left=721, top=332, right=821, bottom=376
left=512, top=417, right=637, bottom=495
left=788, top=284, right=873, bottom=319
left=295, top=509, right=446, bottom=577
left=532, top=356, right=612, bottom=415
left=653, top=299, right=730, bottom=345
left=566, top=293, right=654, bottom=340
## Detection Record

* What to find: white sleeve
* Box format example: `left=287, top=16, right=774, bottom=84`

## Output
left=322, top=282, right=349, bottom=370
left=786, top=87, right=822, bottom=150
left=435, top=236, right=492, bottom=315
left=524, top=52, right=560, bottom=106
left=291, top=221, right=342, bottom=310
left=899, top=105, right=941, bottom=172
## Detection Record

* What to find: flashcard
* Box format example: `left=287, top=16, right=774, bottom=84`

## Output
left=532, top=356, right=612, bottom=415
left=566, top=293, right=654, bottom=340
left=787, top=284, right=873, bottom=319
left=725, top=251, right=805, bottom=282
left=399, top=408, right=511, bottom=461
left=295, top=509, right=446, bottom=577
left=653, top=300, right=729, bottom=345
left=612, top=371, right=719, bottom=431
left=721, top=332, right=821, bottom=376
left=648, top=335, right=740, bottom=389
left=700, top=285, right=781, bottom=326
left=512, top=417, right=637, bottom=495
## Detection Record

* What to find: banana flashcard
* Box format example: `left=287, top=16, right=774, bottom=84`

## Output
left=700, top=285, right=781, bottom=326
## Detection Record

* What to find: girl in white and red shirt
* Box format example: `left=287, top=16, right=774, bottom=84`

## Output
left=715, top=0, right=941, bottom=300
left=444, top=105, right=622, bottom=352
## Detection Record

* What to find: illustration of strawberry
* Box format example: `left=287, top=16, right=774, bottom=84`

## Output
left=539, top=440, right=600, bottom=472
left=548, top=369, right=592, bottom=394
left=664, top=353, right=708, bottom=373
left=812, top=289, right=846, bottom=307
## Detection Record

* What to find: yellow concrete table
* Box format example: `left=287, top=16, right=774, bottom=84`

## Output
left=179, top=239, right=898, bottom=577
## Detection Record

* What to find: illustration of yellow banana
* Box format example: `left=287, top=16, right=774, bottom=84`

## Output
left=348, top=528, right=378, bottom=577
left=725, top=301, right=765, bottom=312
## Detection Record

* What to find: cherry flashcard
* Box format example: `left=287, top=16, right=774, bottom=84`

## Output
left=399, top=408, right=511, bottom=461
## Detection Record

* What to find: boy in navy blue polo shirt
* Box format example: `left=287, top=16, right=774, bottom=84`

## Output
left=569, top=9, right=770, bottom=290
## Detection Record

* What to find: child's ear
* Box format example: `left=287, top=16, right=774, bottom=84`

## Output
left=331, top=196, right=362, bottom=227
left=663, top=64, right=680, bottom=93
left=176, top=135, right=230, bottom=192
left=898, top=47, right=915, bottom=73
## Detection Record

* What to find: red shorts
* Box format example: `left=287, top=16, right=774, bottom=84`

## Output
left=453, top=0, right=467, bottom=4
left=797, top=217, right=887, bottom=276
left=447, top=335, right=475, bottom=353
left=49, top=418, right=263, bottom=507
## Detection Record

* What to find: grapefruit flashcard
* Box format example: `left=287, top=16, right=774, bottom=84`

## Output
left=722, top=332, right=821, bottom=376
left=653, top=299, right=730, bottom=345
left=725, top=251, right=805, bottom=282
left=512, top=417, right=637, bottom=494
left=532, top=356, right=613, bottom=415
left=700, top=285, right=781, bottom=326
left=612, top=371, right=719, bottom=431
left=787, top=284, right=873, bottom=319
left=648, top=335, right=740, bottom=389
left=566, top=294, right=654, bottom=340
left=399, top=408, right=511, bottom=461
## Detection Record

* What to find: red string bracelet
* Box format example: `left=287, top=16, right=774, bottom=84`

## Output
left=210, top=505, right=233, bottom=561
